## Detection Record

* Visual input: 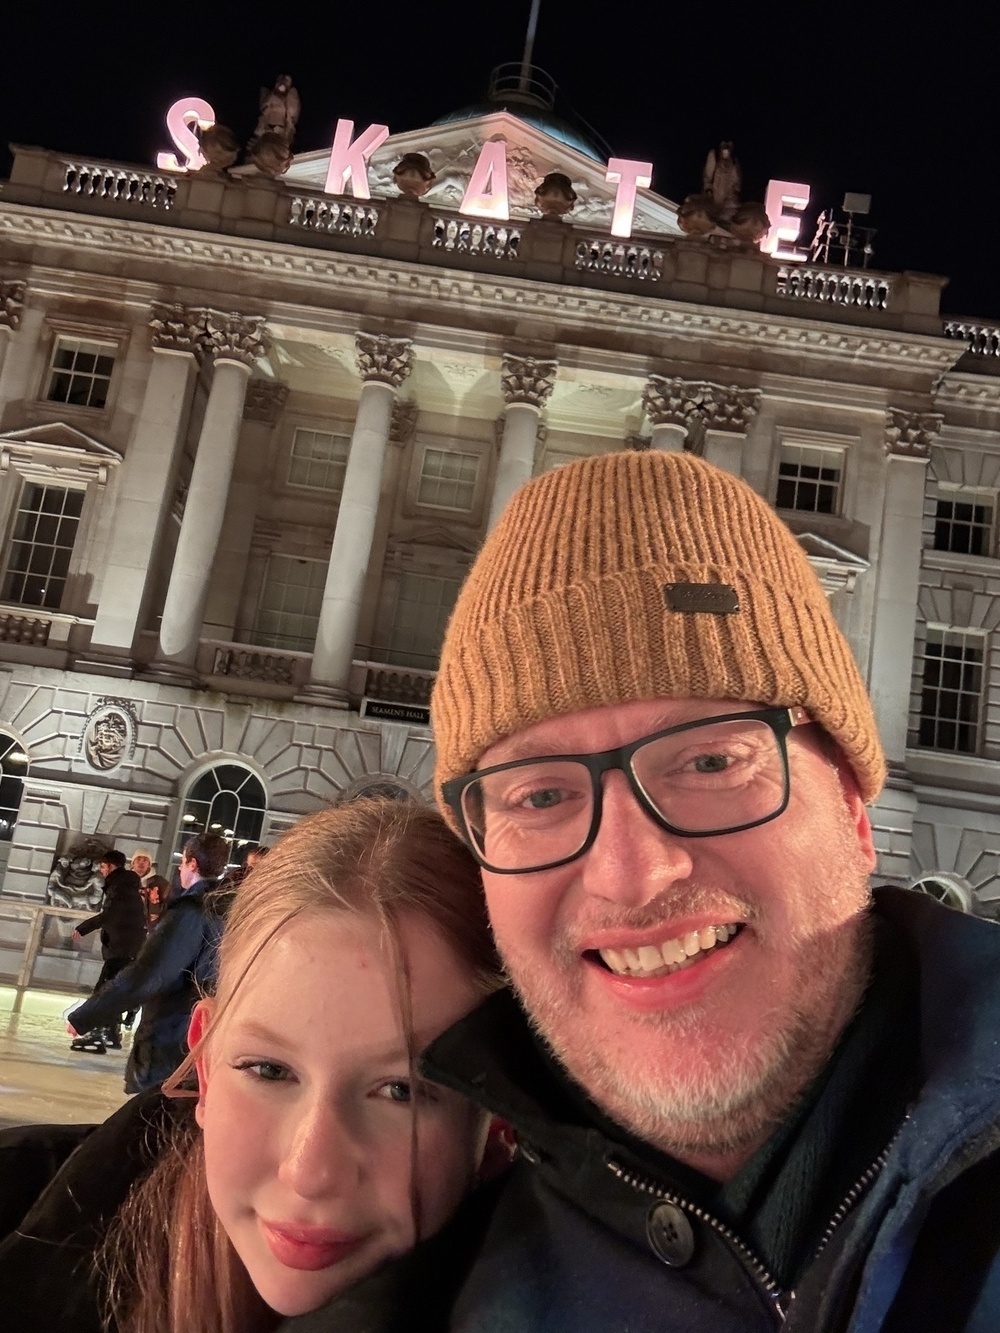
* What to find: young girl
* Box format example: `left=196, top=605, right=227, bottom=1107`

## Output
left=0, top=798, right=503, bottom=1333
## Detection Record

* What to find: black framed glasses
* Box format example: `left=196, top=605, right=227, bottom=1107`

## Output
left=442, top=706, right=814, bottom=875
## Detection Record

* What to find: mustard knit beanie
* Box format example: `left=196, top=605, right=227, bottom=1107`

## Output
left=432, top=450, right=885, bottom=807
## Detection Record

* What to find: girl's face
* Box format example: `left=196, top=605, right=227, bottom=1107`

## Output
left=193, top=910, right=490, bottom=1317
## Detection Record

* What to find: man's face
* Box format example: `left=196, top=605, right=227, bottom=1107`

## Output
left=478, top=697, right=876, bottom=1173
left=98, top=861, right=113, bottom=880
left=179, top=854, right=200, bottom=888
left=131, top=854, right=151, bottom=878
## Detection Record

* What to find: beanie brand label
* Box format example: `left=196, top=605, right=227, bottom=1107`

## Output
left=663, top=582, right=740, bottom=615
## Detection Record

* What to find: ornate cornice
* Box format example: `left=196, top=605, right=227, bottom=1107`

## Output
left=389, top=398, right=418, bottom=446
left=149, top=302, right=202, bottom=354
left=242, top=379, right=289, bottom=423
left=501, top=354, right=557, bottom=409
left=698, top=383, right=761, bottom=434
left=200, top=310, right=271, bottom=367
left=642, top=375, right=703, bottom=428
left=885, top=407, right=943, bottom=458
left=0, top=279, right=26, bottom=331
left=355, top=333, right=414, bottom=387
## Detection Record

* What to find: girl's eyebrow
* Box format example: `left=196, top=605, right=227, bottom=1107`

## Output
left=228, top=1017, right=418, bottom=1065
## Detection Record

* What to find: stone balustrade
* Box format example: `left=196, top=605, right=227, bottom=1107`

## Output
left=2, top=146, right=946, bottom=336
left=776, top=266, right=891, bottom=311
left=0, top=612, right=51, bottom=646
left=944, top=320, right=1000, bottom=357
left=362, top=663, right=436, bottom=707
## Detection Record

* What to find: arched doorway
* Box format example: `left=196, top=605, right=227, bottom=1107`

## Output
left=909, top=873, right=973, bottom=913
left=0, top=733, right=29, bottom=894
left=173, top=762, right=267, bottom=875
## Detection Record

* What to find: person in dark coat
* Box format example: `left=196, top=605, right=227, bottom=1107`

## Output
left=71, top=850, right=146, bottom=1053
left=68, top=833, right=229, bottom=1092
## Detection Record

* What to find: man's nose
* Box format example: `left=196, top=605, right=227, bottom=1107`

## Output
left=577, top=769, right=695, bottom=906
left=277, top=1094, right=363, bottom=1201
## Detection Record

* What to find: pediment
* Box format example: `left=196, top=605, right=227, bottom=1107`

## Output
left=796, top=531, right=870, bottom=595
left=285, top=111, right=682, bottom=237
left=0, top=421, right=122, bottom=462
left=389, top=525, right=480, bottom=555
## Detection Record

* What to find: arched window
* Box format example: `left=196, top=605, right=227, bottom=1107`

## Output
left=0, top=733, right=28, bottom=842
left=909, top=874, right=973, bottom=914
left=174, top=763, right=267, bottom=870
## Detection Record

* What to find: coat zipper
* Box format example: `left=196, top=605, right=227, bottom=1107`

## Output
left=605, top=1156, right=789, bottom=1323
left=606, top=1132, right=903, bottom=1327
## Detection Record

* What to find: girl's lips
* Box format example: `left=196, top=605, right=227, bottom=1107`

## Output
left=260, top=1220, right=367, bottom=1272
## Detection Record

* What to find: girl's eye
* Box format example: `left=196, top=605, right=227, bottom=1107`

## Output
left=233, top=1059, right=290, bottom=1083
left=375, top=1079, right=412, bottom=1104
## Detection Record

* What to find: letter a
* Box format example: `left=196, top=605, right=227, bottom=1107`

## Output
left=325, top=119, right=390, bottom=199
left=460, top=141, right=510, bottom=220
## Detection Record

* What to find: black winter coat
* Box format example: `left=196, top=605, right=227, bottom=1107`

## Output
left=69, top=880, right=225, bottom=1092
left=76, top=868, right=146, bottom=961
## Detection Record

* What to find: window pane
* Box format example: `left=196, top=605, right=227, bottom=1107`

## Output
left=917, top=631, right=984, bottom=755
left=776, top=445, right=844, bottom=515
left=45, top=336, right=116, bottom=409
left=252, top=555, right=326, bottom=651
left=1, top=483, right=83, bottom=609
left=287, top=429, right=350, bottom=494
left=385, top=572, right=462, bottom=668
left=417, top=448, right=480, bottom=511
left=932, top=494, right=994, bottom=557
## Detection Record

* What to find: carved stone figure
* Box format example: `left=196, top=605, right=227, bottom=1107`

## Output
left=392, top=153, right=436, bottom=199
left=84, top=709, right=129, bottom=771
left=534, top=172, right=578, bottom=219
left=46, top=837, right=109, bottom=911
left=195, top=122, right=240, bottom=173
left=702, top=142, right=742, bottom=221
left=729, top=201, right=770, bottom=245
left=0, top=279, right=26, bottom=331
left=676, top=196, right=717, bottom=238
left=885, top=408, right=943, bottom=458
left=501, top=354, right=558, bottom=409
left=355, top=333, right=414, bottom=388
left=248, top=75, right=301, bottom=178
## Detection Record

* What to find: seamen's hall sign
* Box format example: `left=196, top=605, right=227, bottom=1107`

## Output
left=158, top=98, right=812, bottom=261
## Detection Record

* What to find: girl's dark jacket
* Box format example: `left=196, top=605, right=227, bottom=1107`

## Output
left=75, top=867, right=147, bottom=961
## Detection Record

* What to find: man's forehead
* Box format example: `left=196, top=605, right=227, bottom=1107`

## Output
left=481, top=697, right=768, bottom=766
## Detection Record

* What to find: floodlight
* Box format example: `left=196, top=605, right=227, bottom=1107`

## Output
left=842, top=192, right=871, bottom=215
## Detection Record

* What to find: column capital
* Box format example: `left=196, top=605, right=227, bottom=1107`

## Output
left=355, top=332, right=414, bottom=387
left=697, top=383, right=761, bottom=434
left=0, top=279, right=26, bottom=332
left=149, top=302, right=204, bottom=355
left=243, top=379, right=290, bottom=423
left=884, top=407, right=942, bottom=459
left=642, top=375, right=702, bottom=428
left=389, top=398, right=418, bottom=446
left=200, top=310, right=271, bottom=368
left=501, top=354, right=557, bottom=409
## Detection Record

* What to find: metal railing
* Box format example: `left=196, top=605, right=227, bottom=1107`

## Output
left=0, top=902, right=101, bottom=1010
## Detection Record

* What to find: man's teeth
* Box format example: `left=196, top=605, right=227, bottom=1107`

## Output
left=598, top=925, right=740, bottom=977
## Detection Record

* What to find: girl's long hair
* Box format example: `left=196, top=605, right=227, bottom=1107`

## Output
left=100, top=797, right=501, bottom=1333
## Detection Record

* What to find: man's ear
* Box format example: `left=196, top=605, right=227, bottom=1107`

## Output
left=188, top=1000, right=214, bottom=1128
left=833, top=752, right=877, bottom=873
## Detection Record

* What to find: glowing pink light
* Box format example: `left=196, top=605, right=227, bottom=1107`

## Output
left=460, top=141, right=510, bottom=220
left=762, top=180, right=811, bottom=260
left=156, top=98, right=216, bottom=172
left=325, top=119, right=390, bottom=199
left=606, top=158, right=653, bottom=239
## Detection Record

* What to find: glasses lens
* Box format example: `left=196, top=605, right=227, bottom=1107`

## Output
left=461, top=759, right=593, bottom=871
left=631, top=716, right=787, bottom=834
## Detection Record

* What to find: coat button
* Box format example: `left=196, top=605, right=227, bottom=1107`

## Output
left=647, top=1202, right=696, bottom=1267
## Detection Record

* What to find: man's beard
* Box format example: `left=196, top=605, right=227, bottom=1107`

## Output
left=500, top=845, right=875, bottom=1165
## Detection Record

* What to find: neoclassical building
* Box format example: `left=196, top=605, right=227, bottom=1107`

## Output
left=0, top=81, right=998, bottom=914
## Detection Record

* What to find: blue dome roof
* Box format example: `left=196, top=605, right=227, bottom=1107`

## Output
left=432, top=101, right=606, bottom=163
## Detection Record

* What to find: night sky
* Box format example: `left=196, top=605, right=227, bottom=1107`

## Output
left=1, top=3, right=995, bottom=318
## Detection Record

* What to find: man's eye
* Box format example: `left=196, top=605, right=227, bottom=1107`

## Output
left=692, top=753, right=732, bottom=773
left=523, top=787, right=564, bottom=809
left=234, top=1059, right=289, bottom=1083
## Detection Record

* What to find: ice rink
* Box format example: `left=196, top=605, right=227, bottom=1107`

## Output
left=0, top=987, right=130, bottom=1131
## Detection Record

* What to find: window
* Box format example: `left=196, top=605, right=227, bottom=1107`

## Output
left=174, top=763, right=266, bottom=870
left=253, top=556, right=326, bottom=652
left=0, top=733, right=28, bottom=844
left=1, top=483, right=84, bottom=609
left=45, top=337, right=116, bottom=409
left=933, top=490, right=995, bottom=556
left=917, top=629, right=984, bottom=754
left=775, top=444, right=844, bottom=515
left=417, top=448, right=480, bottom=512
left=386, top=573, right=462, bottom=669
left=287, top=428, right=350, bottom=493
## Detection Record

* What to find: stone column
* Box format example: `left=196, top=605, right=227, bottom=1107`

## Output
left=868, top=409, right=941, bottom=765
left=0, top=281, right=27, bottom=412
left=698, top=385, right=761, bottom=476
left=158, top=311, right=270, bottom=663
left=641, top=375, right=700, bottom=451
left=89, top=306, right=202, bottom=661
left=488, top=355, right=557, bottom=530
left=202, top=379, right=289, bottom=641
left=303, top=334, right=414, bottom=704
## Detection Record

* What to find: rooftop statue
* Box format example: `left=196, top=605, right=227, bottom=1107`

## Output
left=678, top=141, right=770, bottom=247
left=702, top=141, right=742, bottom=221
left=248, top=74, right=301, bottom=178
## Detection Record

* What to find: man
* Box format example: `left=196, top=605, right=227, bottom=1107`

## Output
left=69, top=833, right=228, bottom=1093
left=70, top=850, right=146, bottom=1054
left=129, top=847, right=171, bottom=927
left=286, top=451, right=1000, bottom=1332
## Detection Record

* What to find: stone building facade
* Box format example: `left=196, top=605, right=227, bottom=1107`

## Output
left=0, top=102, right=998, bottom=913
